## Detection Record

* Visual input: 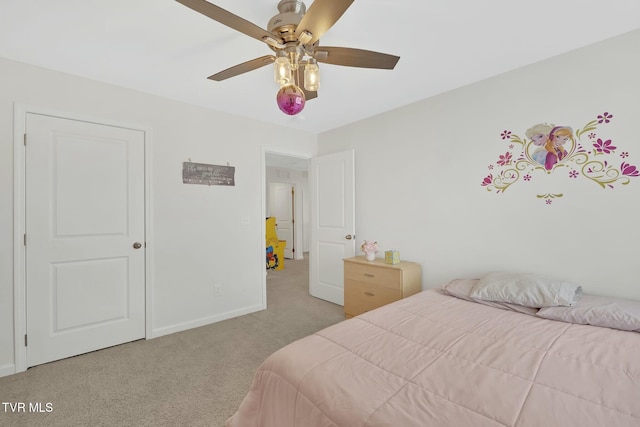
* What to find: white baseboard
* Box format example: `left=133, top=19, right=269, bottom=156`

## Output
left=0, top=363, right=16, bottom=378
left=150, top=303, right=266, bottom=339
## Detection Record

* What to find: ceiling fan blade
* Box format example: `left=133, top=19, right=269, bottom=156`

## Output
left=293, top=67, right=318, bottom=101
left=294, top=0, right=354, bottom=44
left=315, top=47, right=400, bottom=69
left=177, top=0, right=281, bottom=45
left=208, top=55, right=275, bottom=81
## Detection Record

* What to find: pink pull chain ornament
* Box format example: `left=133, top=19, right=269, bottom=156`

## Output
left=276, top=84, right=305, bottom=115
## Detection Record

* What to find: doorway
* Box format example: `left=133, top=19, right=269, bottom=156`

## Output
left=264, top=152, right=310, bottom=299
left=264, top=152, right=310, bottom=262
left=262, top=149, right=355, bottom=307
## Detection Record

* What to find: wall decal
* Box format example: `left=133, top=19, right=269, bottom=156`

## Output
left=537, top=193, right=563, bottom=205
left=481, top=112, right=639, bottom=204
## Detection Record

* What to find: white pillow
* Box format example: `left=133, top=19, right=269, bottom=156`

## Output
left=469, top=271, right=582, bottom=308
left=537, top=295, right=640, bottom=332
left=442, top=279, right=539, bottom=315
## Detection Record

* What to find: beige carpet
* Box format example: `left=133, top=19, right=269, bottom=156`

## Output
left=0, top=255, right=345, bottom=427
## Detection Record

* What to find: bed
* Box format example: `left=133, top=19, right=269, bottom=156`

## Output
left=225, top=277, right=640, bottom=427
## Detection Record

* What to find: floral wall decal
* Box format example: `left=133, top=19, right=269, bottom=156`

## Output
left=481, top=112, right=639, bottom=204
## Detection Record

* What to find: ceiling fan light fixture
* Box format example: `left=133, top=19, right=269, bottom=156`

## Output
left=274, top=55, right=292, bottom=86
left=304, top=58, right=320, bottom=91
left=175, top=0, right=400, bottom=114
left=285, top=45, right=301, bottom=70
left=276, top=84, right=306, bottom=115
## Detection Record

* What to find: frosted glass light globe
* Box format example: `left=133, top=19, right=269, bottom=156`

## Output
left=276, top=84, right=305, bottom=115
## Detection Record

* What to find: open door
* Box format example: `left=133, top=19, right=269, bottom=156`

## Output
left=309, top=150, right=356, bottom=305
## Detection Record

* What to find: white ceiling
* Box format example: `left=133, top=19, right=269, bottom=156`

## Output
left=1, top=1, right=639, bottom=135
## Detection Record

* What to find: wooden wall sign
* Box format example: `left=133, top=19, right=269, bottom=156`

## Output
left=182, top=162, right=235, bottom=186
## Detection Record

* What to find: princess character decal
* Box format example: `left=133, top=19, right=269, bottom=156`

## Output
left=531, top=125, right=574, bottom=171
left=543, top=126, right=574, bottom=170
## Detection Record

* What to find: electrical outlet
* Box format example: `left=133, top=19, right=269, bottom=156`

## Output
left=214, top=285, right=222, bottom=297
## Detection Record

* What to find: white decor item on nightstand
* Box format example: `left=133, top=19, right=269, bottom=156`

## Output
left=360, top=240, right=379, bottom=261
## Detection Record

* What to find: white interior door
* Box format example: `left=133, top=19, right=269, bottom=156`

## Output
left=25, top=113, right=146, bottom=368
left=270, top=183, right=294, bottom=259
left=309, top=150, right=355, bottom=305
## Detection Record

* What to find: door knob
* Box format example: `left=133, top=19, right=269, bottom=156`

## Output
left=345, top=234, right=354, bottom=240
left=133, top=242, right=142, bottom=249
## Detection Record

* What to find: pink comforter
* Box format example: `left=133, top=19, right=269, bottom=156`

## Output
left=226, top=290, right=640, bottom=426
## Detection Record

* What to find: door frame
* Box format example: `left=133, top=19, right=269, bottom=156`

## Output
left=12, top=104, right=154, bottom=374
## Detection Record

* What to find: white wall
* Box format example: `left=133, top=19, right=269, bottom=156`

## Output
left=0, top=58, right=317, bottom=375
left=319, top=29, right=640, bottom=301
left=265, top=166, right=310, bottom=258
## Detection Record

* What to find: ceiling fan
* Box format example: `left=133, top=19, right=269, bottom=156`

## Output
left=176, top=0, right=400, bottom=115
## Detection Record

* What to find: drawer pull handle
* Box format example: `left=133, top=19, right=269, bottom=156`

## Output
left=364, top=292, right=375, bottom=297
left=364, top=273, right=375, bottom=278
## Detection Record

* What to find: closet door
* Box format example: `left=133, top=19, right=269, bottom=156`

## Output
left=25, top=113, right=146, bottom=367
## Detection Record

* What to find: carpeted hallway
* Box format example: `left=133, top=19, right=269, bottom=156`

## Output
left=0, top=255, right=345, bottom=427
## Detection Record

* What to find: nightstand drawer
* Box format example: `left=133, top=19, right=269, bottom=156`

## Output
left=344, top=263, right=401, bottom=289
left=344, top=280, right=401, bottom=316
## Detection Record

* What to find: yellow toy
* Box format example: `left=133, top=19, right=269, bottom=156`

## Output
left=266, top=217, right=286, bottom=270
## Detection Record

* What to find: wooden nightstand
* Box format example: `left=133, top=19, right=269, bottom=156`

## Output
left=343, top=256, right=422, bottom=318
